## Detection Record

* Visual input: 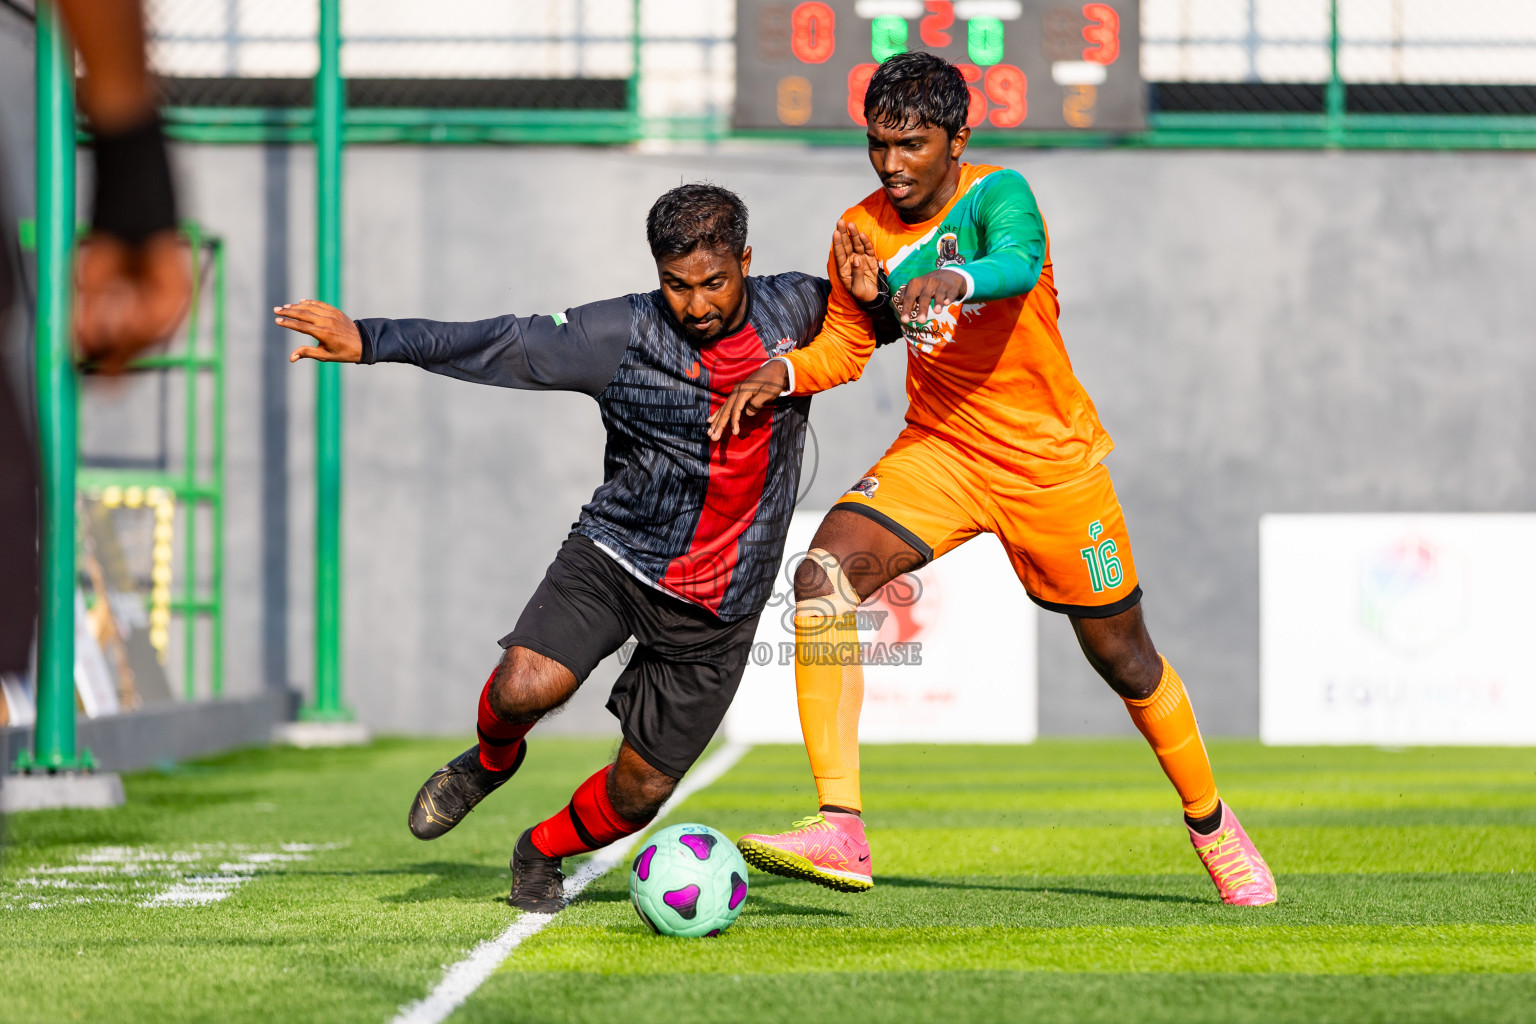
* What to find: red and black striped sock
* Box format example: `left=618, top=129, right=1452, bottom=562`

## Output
left=476, top=668, right=534, bottom=772
left=529, top=765, right=650, bottom=858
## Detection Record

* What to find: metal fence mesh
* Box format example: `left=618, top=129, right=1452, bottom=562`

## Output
left=1143, top=0, right=1536, bottom=83
left=145, top=0, right=734, bottom=121
left=145, top=0, right=1536, bottom=119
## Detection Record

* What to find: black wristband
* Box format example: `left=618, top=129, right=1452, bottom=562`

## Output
left=861, top=268, right=905, bottom=348
left=90, top=114, right=178, bottom=246
left=855, top=268, right=894, bottom=317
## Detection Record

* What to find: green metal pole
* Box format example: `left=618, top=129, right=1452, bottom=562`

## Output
left=628, top=0, right=642, bottom=130
left=19, top=0, right=90, bottom=772
left=1326, top=0, right=1345, bottom=146
left=182, top=223, right=202, bottom=701
left=211, top=240, right=226, bottom=698
left=307, top=0, right=350, bottom=721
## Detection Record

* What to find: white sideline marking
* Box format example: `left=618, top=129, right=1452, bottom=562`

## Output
left=1, top=843, right=344, bottom=911
left=390, top=742, right=751, bottom=1024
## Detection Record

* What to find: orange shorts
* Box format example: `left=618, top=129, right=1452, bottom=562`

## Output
left=834, top=428, right=1142, bottom=616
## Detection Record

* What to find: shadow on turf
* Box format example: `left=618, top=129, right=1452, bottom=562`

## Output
left=363, top=864, right=855, bottom=917
left=576, top=885, right=853, bottom=918
left=362, top=862, right=511, bottom=904
left=877, top=875, right=1209, bottom=905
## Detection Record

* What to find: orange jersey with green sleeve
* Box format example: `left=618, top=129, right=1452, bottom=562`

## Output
left=782, top=163, right=1113, bottom=485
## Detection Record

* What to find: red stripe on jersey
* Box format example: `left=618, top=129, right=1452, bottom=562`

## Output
left=660, top=323, right=776, bottom=612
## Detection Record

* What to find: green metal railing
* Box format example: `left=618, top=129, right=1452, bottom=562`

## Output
left=159, top=106, right=1536, bottom=150
left=75, top=231, right=229, bottom=703
left=18, top=221, right=231, bottom=705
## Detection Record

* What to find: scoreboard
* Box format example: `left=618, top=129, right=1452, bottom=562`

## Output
left=734, top=0, right=1144, bottom=133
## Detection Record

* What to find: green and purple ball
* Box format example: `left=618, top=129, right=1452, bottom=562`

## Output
left=629, top=823, right=748, bottom=938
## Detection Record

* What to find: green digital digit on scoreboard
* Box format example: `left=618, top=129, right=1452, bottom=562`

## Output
left=736, top=0, right=1145, bottom=132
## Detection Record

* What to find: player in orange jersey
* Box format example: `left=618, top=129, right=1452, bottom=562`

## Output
left=710, top=52, right=1275, bottom=906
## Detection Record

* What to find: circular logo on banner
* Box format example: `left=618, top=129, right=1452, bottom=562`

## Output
left=1358, top=535, right=1467, bottom=654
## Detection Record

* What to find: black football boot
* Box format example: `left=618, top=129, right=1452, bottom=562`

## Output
left=508, top=827, right=567, bottom=913
left=407, top=740, right=527, bottom=840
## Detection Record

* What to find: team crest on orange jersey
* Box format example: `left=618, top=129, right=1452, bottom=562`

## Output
left=935, top=232, right=965, bottom=268
left=847, top=475, right=880, bottom=498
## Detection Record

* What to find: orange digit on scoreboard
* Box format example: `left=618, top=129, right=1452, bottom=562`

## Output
left=777, top=75, right=813, bottom=125
left=791, top=1, right=836, bottom=64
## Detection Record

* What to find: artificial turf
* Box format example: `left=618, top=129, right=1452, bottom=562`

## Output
left=2, top=739, right=1533, bottom=1023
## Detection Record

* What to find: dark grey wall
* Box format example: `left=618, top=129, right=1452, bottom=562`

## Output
left=13, top=119, right=1536, bottom=737
left=1, top=8, right=35, bottom=407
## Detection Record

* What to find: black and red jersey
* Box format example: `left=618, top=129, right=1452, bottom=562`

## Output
left=357, top=272, right=872, bottom=621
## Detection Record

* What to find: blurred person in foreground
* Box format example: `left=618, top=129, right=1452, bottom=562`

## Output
left=712, top=52, right=1277, bottom=907
left=1, top=0, right=190, bottom=681
left=276, top=185, right=900, bottom=914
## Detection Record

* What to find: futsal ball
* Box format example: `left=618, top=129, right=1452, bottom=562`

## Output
left=629, top=823, right=748, bottom=938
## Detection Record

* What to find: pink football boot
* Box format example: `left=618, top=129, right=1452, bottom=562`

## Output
left=737, top=813, right=873, bottom=892
left=1189, top=803, right=1278, bottom=906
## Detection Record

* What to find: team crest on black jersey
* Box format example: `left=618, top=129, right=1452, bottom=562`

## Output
left=770, top=336, right=796, bottom=356
left=935, top=232, right=965, bottom=268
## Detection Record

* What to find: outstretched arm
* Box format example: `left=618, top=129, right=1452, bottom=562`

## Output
left=951, top=170, right=1046, bottom=302
left=276, top=296, right=632, bottom=397
left=707, top=221, right=895, bottom=440
left=895, top=170, right=1047, bottom=321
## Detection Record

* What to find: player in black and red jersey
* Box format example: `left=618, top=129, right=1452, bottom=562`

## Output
left=276, top=185, right=897, bottom=913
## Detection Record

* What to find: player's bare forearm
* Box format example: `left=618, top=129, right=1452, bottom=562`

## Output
left=57, top=0, right=155, bottom=132
left=54, top=0, right=192, bottom=371
left=276, top=300, right=364, bottom=363
left=707, top=360, right=789, bottom=440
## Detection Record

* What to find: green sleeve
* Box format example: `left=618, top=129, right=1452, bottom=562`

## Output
left=956, top=170, right=1046, bottom=302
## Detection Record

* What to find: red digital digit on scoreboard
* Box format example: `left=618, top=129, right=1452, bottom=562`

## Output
left=920, top=1, right=954, bottom=48
left=791, top=1, right=836, bottom=64
left=955, top=64, right=987, bottom=127
left=1082, top=3, right=1120, bottom=65
left=985, top=64, right=1027, bottom=127
left=847, top=63, right=877, bottom=124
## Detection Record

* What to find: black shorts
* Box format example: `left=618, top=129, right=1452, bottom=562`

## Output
left=500, top=534, right=760, bottom=779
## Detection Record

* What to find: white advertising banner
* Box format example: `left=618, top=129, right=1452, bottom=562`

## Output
left=725, top=511, right=1036, bottom=744
left=1261, top=514, right=1536, bottom=745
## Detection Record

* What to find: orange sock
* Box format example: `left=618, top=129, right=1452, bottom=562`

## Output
left=794, top=611, right=864, bottom=813
left=1123, top=657, right=1220, bottom=819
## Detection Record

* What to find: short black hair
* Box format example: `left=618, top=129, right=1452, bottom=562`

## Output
left=864, top=51, right=970, bottom=137
left=646, top=183, right=749, bottom=261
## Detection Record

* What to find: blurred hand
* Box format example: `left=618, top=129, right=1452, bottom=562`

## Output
left=276, top=299, right=363, bottom=363
left=707, top=359, right=789, bottom=441
left=832, top=219, right=881, bottom=305
left=73, top=230, right=192, bottom=373
left=897, top=268, right=967, bottom=323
